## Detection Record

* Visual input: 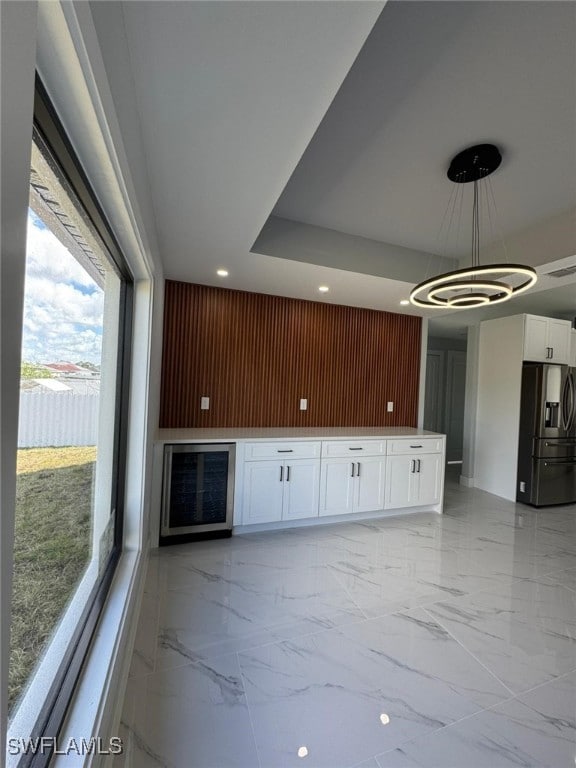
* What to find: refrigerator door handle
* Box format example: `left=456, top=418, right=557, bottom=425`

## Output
left=561, top=372, right=575, bottom=433
left=561, top=372, right=572, bottom=432
left=568, top=372, right=575, bottom=433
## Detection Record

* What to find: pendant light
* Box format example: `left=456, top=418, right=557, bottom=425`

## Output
left=410, top=144, right=537, bottom=308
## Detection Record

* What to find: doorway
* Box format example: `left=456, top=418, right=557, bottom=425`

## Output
left=424, top=332, right=467, bottom=463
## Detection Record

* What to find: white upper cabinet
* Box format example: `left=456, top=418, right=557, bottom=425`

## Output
left=523, top=315, right=571, bottom=364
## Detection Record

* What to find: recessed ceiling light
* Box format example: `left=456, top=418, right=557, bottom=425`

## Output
left=400, top=299, right=409, bottom=306
left=216, top=269, right=229, bottom=277
left=380, top=713, right=391, bottom=725
left=318, top=285, right=329, bottom=293
left=297, top=746, right=308, bottom=758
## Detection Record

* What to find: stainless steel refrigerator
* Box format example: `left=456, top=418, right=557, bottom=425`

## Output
left=516, top=363, right=576, bottom=506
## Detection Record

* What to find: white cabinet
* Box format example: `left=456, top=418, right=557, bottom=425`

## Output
left=283, top=460, right=321, bottom=521
left=242, top=460, right=284, bottom=523
left=242, top=443, right=321, bottom=525
left=385, top=453, right=442, bottom=509
left=319, top=450, right=386, bottom=517
left=523, top=315, right=571, bottom=364
left=571, top=329, right=576, bottom=367
left=355, top=455, right=387, bottom=513
left=238, top=435, right=445, bottom=528
left=319, top=458, right=356, bottom=516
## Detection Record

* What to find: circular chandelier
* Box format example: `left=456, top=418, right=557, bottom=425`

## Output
left=410, top=144, right=537, bottom=309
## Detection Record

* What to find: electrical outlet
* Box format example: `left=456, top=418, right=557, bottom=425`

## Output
left=387, top=401, right=394, bottom=412
left=200, top=396, right=210, bottom=410
left=299, top=398, right=308, bottom=411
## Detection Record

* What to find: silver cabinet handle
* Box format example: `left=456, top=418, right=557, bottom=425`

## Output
left=280, top=465, right=283, bottom=481
left=410, top=460, right=415, bottom=473
left=286, top=466, right=290, bottom=482
left=357, top=462, right=361, bottom=477
left=277, top=449, right=293, bottom=453
left=351, top=463, right=355, bottom=477
left=349, top=447, right=363, bottom=451
left=417, top=459, right=421, bottom=473
left=410, top=445, right=423, bottom=448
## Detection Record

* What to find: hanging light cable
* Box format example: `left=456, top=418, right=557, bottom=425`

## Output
left=410, top=143, right=537, bottom=309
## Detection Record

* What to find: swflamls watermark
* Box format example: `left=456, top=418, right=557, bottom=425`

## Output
left=8, top=736, right=123, bottom=756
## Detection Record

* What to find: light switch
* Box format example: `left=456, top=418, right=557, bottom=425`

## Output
left=387, top=401, right=394, bottom=412
left=201, top=396, right=210, bottom=410
left=299, top=398, right=308, bottom=411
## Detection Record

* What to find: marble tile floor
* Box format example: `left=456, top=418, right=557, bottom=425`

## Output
left=116, top=473, right=576, bottom=768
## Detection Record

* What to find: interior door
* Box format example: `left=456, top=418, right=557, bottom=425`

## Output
left=444, top=350, right=467, bottom=462
left=424, top=351, right=444, bottom=433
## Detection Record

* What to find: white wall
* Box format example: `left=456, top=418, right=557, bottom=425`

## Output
left=461, top=325, right=479, bottom=485
left=474, top=315, right=525, bottom=500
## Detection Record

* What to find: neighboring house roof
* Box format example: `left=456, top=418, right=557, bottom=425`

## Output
left=44, top=362, right=85, bottom=373
left=21, top=377, right=100, bottom=395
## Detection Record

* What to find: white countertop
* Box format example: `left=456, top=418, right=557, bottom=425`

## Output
left=156, top=427, right=445, bottom=443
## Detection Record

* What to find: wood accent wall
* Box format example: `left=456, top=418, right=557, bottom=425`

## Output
left=160, top=281, right=422, bottom=428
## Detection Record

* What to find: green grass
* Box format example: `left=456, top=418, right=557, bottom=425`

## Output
left=9, top=447, right=96, bottom=712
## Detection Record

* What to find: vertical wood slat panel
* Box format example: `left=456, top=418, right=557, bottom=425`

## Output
left=159, top=281, right=422, bottom=428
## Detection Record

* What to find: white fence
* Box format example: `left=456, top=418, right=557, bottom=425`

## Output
left=18, top=392, right=99, bottom=448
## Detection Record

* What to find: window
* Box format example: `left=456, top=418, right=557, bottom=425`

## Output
left=7, top=79, right=132, bottom=766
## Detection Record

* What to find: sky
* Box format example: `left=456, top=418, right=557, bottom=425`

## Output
left=22, top=210, right=104, bottom=365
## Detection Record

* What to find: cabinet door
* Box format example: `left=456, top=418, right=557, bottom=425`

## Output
left=523, top=315, right=549, bottom=362
left=283, top=460, right=320, bottom=521
left=416, top=454, right=443, bottom=505
left=548, top=319, right=571, bottom=364
left=242, top=461, right=284, bottom=524
left=355, top=456, right=386, bottom=513
left=319, top=458, right=355, bottom=516
left=384, top=455, right=417, bottom=509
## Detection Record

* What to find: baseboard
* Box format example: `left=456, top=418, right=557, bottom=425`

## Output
left=459, top=475, right=475, bottom=487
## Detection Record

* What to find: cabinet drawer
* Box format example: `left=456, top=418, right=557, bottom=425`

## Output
left=244, top=441, right=321, bottom=461
left=388, top=438, right=443, bottom=455
left=322, top=440, right=386, bottom=458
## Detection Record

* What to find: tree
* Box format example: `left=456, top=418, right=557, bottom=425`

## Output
left=20, top=362, right=52, bottom=379
left=74, top=361, right=100, bottom=373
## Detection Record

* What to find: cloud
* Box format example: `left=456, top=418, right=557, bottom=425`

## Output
left=22, top=212, right=106, bottom=364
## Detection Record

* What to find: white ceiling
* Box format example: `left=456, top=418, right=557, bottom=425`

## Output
left=273, top=1, right=576, bottom=258
left=90, top=1, right=576, bottom=326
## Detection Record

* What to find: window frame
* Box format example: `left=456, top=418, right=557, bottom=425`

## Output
left=12, top=76, right=133, bottom=768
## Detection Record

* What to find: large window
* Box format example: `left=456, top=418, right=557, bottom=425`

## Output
left=7, top=81, right=132, bottom=765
